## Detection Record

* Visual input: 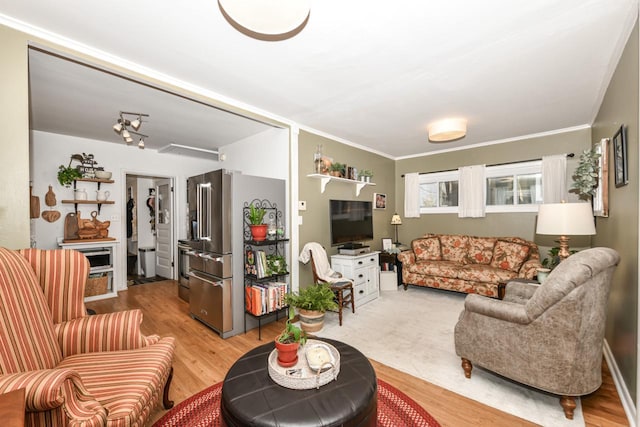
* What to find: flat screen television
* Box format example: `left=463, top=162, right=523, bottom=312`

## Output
left=329, top=199, right=374, bottom=247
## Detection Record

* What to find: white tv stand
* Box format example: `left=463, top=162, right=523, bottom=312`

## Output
left=331, top=252, right=380, bottom=307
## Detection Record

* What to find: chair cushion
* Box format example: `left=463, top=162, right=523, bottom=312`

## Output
left=406, top=261, right=460, bottom=279
left=466, top=237, right=496, bottom=265
left=440, top=235, right=470, bottom=264
left=0, top=248, right=62, bottom=374
left=412, top=238, right=442, bottom=261
left=490, top=241, right=530, bottom=273
left=58, top=337, right=175, bottom=426
left=457, top=264, right=518, bottom=283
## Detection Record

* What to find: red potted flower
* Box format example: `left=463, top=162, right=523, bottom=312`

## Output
left=274, top=310, right=307, bottom=367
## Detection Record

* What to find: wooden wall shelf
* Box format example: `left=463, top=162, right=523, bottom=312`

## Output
left=306, top=174, right=376, bottom=196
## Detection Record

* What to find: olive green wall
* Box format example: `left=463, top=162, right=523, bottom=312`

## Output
left=394, top=129, right=591, bottom=251
left=0, top=25, right=30, bottom=248
left=297, top=131, right=395, bottom=287
left=592, top=21, right=639, bottom=403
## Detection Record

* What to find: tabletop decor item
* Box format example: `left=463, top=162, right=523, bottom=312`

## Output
left=268, top=339, right=340, bottom=390
left=274, top=309, right=307, bottom=367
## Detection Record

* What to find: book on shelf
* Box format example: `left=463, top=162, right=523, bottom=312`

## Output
left=246, top=281, right=289, bottom=316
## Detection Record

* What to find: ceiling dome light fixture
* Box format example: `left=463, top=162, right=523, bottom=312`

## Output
left=428, top=118, right=468, bottom=142
left=218, top=0, right=311, bottom=41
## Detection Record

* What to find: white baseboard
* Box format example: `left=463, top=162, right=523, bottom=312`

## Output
left=603, top=339, right=636, bottom=426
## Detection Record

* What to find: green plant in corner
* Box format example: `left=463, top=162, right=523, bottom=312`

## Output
left=570, top=148, right=600, bottom=200
left=276, top=309, right=307, bottom=345
left=248, top=203, right=266, bottom=225
left=57, top=154, right=84, bottom=187
left=285, top=283, right=338, bottom=312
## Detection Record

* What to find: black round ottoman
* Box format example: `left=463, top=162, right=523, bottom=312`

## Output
left=221, top=338, right=377, bottom=427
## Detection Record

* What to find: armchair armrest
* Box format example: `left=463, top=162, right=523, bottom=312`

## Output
left=0, top=369, right=105, bottom=422
left=464, top=294, right=531, bottom=324
left=503, top=280, right=539, bottom=304
left=397, top=250, right=415, bottom=265
left=54, top=309, right=153, bottom=357
left=518, top=258, right=542, bottom=279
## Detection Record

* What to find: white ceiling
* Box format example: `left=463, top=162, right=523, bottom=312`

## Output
left=2, top=0, right=637, bottom=158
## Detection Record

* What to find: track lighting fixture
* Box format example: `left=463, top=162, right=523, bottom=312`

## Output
left=112, top=111, right=149, bottom=147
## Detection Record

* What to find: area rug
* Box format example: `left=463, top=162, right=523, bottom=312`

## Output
left=316, top=286, right=585, bottom=427
left=153, top=379, right=440, bottom=427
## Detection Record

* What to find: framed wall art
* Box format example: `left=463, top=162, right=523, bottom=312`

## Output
left=613, top=125, right=628, bottom=187
left=592, top=138, right=609, bottom=217
left=374, top=193, right=387, bottom=209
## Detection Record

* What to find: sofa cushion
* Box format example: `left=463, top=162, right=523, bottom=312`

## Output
left=406, top=260, right=460, bottom=279
left=412, top=238, right=442, bottom=261
left=457, top=264, right=518, bottom=283
left=440, top=235, right=469, bottom=264
left=466, top=237, right=496, bottom=265
left=490, top=240, right=530, bottom=273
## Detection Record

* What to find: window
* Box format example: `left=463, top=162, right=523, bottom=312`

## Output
left=419, top=170, right=459, bottom=214
left=485, top=161, right=542, bottom=213
left=417, top=160, right=542, bottom=214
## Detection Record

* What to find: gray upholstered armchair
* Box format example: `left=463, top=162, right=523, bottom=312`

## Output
left=454, top=247, right=620, bottom=419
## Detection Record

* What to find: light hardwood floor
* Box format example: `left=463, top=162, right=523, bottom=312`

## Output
left=86, top=281, right=629, bottom=427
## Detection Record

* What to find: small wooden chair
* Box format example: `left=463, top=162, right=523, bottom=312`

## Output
left=310, top=252, right=355, bottom=326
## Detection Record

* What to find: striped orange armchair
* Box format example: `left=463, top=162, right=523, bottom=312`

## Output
left=0, top=247, right=176, bottom=426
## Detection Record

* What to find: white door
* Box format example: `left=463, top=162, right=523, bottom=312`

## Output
left=155, top=179, right=174, bottom=279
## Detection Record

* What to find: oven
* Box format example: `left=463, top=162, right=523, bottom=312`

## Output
left=177, top=241, right=190, bottom=302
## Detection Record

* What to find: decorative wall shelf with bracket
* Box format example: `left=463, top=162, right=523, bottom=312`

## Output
left=307, top=174, right=376, bottom=196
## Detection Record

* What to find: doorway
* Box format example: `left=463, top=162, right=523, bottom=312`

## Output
left=125, top=173, right=175, bottom=286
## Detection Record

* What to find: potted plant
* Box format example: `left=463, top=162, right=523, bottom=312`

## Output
left=285, top=283, right=339, bottom=333
left=329, top=162, right=345, bottom=178
left=275, top=309, right=307, bottom=367
left=570, top=148, right=600, bottom=200
left=248, top=203, right=267, bottom=241
left=57, top=154, right=84, bottom=188
left=539, top=246, right=578, bottom=282
left=266, top=254, right=287, bottom=276
left=359, top=169, right=373, bottom=183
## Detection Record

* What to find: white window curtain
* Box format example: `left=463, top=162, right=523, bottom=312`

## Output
left=404, top=172, right=420, bottom=218
left=458, top=165, right=485, bottom=218
left=542, top=154, right=567, bottom=203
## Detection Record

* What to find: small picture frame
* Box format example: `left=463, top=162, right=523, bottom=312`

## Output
left=382, top=238, right=393, bottom=251
left=592, top=138, right=609, bottom=217
left=613, top=125, right=628, bottom=187
left=374, top=193, right=387, bottom=209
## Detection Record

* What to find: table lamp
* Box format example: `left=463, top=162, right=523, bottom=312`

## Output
left=391, top=213, right=402, bottom=245
left=536, top=202, right=596, bottom=261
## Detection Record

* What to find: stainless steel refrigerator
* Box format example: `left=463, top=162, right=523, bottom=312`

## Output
left=185, top=169, right=285, bottom=338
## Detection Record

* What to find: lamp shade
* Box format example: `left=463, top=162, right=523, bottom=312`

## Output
left=536, top=203, right=596, bottom=236
left=428, top=118, right=467, bottom=142
left=390, top=214, right=402, bottom=225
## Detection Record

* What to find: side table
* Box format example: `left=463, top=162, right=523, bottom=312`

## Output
left=0, top=388, right=25, bottom=427
left=379, top=252, right=402, bottom=287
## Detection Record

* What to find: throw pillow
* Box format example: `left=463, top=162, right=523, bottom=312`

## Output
left=412, top=237, right=442, bottom=261
left=490, top=240, right=530, bottom=272
left=466, top=237, right=496, bottom=264
left=440, top=235, right=469, bottom=264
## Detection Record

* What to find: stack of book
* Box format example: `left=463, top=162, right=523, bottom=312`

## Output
left=245, top=282, right=288, bottom=316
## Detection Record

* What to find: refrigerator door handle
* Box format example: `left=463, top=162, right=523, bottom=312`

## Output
left=188, top=272, right=222, bottom=287
left=199, top=182, right=212, bottom=241
left=196, top=183, right=202, bottom=240
left=201, top=253, right=223, bottom=262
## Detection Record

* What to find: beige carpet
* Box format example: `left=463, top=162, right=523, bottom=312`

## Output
left=314, top=286, right=585, bottom=427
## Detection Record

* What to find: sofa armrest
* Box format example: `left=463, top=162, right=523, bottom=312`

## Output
left=518, top=258, right=542, bottom=279
left=463, top=294, right=531, bottom=324
left=0, top=369, right=106, bottom=422
left=54, top=309, right=151, bottom=357
left=397, top=250, right=415, bottom=265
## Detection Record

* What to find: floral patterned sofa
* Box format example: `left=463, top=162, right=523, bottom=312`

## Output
left=397, top=234, right=542, bottom=297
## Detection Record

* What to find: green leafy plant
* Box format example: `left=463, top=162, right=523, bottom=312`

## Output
left=329, top=162, right=345, bottom=173
left=285, top=283, right=338, bottom=312
left=359, top=169, right=373, bottom=178
left=277, top=309, right=307, bottom=345
left=248, top=203, right=266, bottom=225
left=266, top=254, right=287, bottom=275
left=57, top=154, right=85, bottom=188
left=570, top=148, right=600, bottom=200
left=541, top=246, right=578, bottom=270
